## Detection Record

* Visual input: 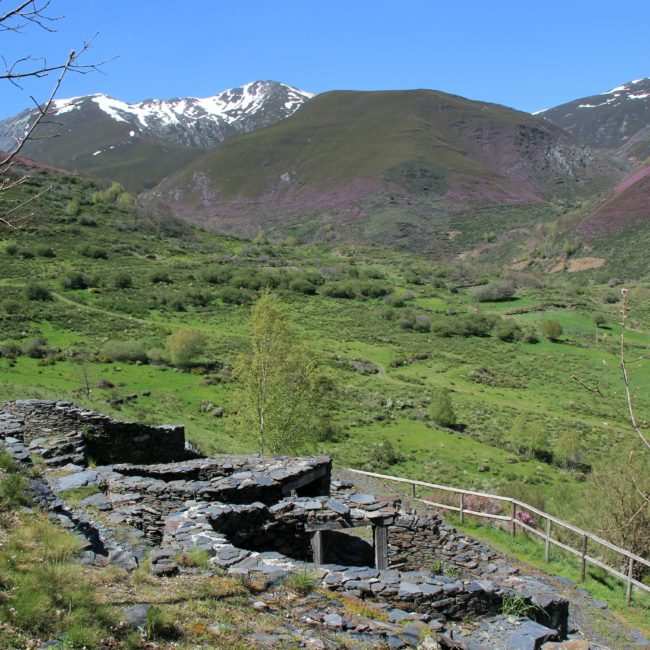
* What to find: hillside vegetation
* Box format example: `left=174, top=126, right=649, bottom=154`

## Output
left=149, top=89, right=615, bottom=252
left=1, top=166, right=649, bottom=541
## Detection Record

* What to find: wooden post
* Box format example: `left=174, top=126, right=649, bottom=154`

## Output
left=626, top=557, right=634, bottom=606
left=411, top=483, right=416, bottom=498
left=374, top=524, right=388, bottom=570
left=311, top=530, right=324, bottom=566
left=544, top=518, right=551, bottom=562
left=511, top=501, right=517, bottom=538
left=459, top=493, right=465, bottom=524
left=580, top=535, right=588, bottom=583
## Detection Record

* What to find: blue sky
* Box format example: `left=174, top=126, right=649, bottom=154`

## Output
left=2, top=0, right=649, bottom=118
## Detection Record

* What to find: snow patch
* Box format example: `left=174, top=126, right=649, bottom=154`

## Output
left=92, top=150, right=101, bottom=156
left=48, top=82, right=313, bottom=130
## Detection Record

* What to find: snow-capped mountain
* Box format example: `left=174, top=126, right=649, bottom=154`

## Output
left=0, top=81, right=314, bottom=190
left=538, top=78, right=650, bottom=158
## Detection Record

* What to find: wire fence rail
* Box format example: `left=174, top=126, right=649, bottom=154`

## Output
left=345, top=467, right=649, bottom=605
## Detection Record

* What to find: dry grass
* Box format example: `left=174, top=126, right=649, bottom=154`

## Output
left=341, top=594, right=389, bottom=622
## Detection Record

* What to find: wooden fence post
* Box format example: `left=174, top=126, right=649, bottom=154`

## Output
left=511, top=501, right=517, bottom=538
left=544, top=518, right=551, bottom=562
left=459, top=493, right=465, bottom=524
left=626, top=557, right=634, bottom=606
left=580, top=535, right=588, bottom=582
left=411, top=483, right=416, bottom=498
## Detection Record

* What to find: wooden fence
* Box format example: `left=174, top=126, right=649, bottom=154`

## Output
left=345, top=468, right=649, bottom=605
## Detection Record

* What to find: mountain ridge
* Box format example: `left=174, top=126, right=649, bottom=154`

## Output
left=147, top=88, right=616, bottom=252
left=0, top=81, right=314, bottom=191
left=538, top=77, right=650, bottom=160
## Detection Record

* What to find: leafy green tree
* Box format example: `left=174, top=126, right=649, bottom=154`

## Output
left=507, top=415, right=550, bottom=458
left=540, top=319, right=563, bottom=341
left=553, top=429, right=583, bottom=468
left=164, top=329, right=206, bottom=367
left=232, top=290, right=326, bottom=455
left=429, top=390, right=457, bottom=428
left=592, top=312, right=606, bottom=328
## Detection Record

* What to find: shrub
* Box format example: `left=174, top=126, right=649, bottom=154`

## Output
left=202, top=265, right=234, bottom=284
left=553, top=430, right=584, bottom=469
left=60, top=271, right=89, bottom=290
left=521, top=326, right=540, bottom=343
left=4, top=243, right=17, bottom=256
left=219, top=286, right=254, bottom=305
left=471, top=281, right=516, bottom=302
left=165, top=329, right=206, bottom=367
left=0, top=342, right=21, bottom=358
left=229, top=269, right=277, bottom=290
left=102, top=340, right=148, bottom=363
left=413, top=315, right=431, bottom=332
left=0, top=472, right=29, bottom=509
left=540, top=319, right=563, bottom=341
left=507, top=415, right=550, bottom=458
left=187, top=289, right=213, bottom=307
left=429, top=390, right=457, bottom=428
left=145, top=606, right=182, bottom=640
left=458, top=312, right=498, bottom=337
left=289, top=278, right=317, bottom=295
left=283, top=570, right=317, bottom=596
left=386, top=294, right=405, bottom=308
left=321, top=282, right=357, bottom=299
left=592, top=312, right=607, bottom=328
left=170, top=297, right=186, bottom=312
left=149, top=270, right=172, bottom=284
left=495, top=319, right=522, bottom=342
left=358, top=281, right=392, bottom=298
left=65, top=199, right=80, bottom=216
left=515, top=511, right=536, bottom=529
left=600, top=291, right=619, bottom=304
left=78, top=215, right=97, bottom=227
left=25, top=282, right=52, bottom=301
left=304, top=270, right=325, bottom=286
left=35, top=246, right=55, bottom=258
left=77, top=244, right=108, bottom=259
left=1, top=299, right=21, bottom=314
left=111, top=272, right=133, bottom=289
left=370, top=440, right=405, bottom=468
left=22, top=337, right=50, bottom=359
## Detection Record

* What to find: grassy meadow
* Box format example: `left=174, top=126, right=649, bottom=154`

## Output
left=1, top=168, right=649, bottom=534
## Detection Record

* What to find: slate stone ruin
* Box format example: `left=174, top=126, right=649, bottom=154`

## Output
left=0, top=400, right=593, bottom=648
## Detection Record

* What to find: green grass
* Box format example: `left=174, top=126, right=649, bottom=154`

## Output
left=450, top=516, right=650, bottom=636
left=1, top=166, right=648, bottom=565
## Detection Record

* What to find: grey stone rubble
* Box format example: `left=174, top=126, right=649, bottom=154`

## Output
left=0, top=400, right=635, bottom=649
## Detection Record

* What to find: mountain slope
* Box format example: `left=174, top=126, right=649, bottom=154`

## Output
left=0, top=81, right=313, bottom=191
left=538, top=78, right=650, bottom=161
left=149, top=89, right=615, bottom=252
left=576, top=161, right=650, bottom=238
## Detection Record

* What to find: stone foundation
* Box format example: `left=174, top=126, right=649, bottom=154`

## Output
left=0, top=400, right=573, bottom=640
left=4, top=399, right=185, bottom=465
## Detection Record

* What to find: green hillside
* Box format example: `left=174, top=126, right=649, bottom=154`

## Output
left=11, top=106, right=202, bottom=192
left=1, top=165, right=649, bottom=530
left=151, top=89, right=615, bottom=251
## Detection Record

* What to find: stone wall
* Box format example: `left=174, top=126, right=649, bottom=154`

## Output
left=4, top=399, right=186, bottom=465
left=388, top=511, right=491, bottom=575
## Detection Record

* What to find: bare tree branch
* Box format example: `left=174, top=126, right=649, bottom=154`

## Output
left=0, top=2, right=112, bottom=228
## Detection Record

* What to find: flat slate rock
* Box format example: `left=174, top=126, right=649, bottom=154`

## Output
left=55, top=470, right=99, bottom=491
